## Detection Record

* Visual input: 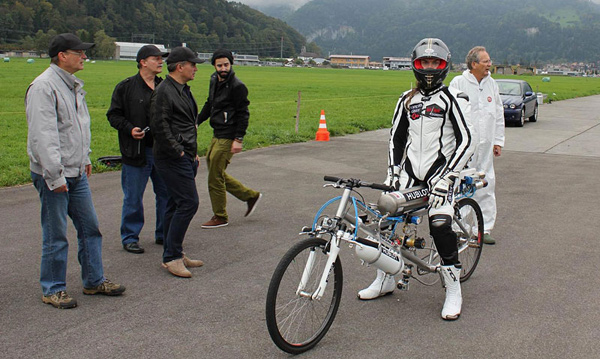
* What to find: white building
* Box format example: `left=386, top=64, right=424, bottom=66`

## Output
left=383, top=56, right=411, bottom=70
left=198, top=52, right=260, bottom=66
left=198, top=53, right=212, bottom=62
left=234, top=54, right=260, bottom=66
left=114, top=42, right=168, bottom=61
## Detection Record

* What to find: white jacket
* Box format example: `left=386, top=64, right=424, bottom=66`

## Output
left=449, top=70, right=505, bottom=233
left=449, top=70, right=505, bottom=154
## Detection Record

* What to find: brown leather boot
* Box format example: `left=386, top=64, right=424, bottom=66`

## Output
left=162, top=258, right=192, bottom=278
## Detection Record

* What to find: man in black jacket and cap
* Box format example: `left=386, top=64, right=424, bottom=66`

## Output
left=107, top=45, right=169, bottom=254
left=197, top=48, right=262, bottom=229
left=150, top=46, right=205, bottom=278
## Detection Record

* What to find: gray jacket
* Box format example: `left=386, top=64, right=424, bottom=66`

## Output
left=25, top=64, right=92, bottom=190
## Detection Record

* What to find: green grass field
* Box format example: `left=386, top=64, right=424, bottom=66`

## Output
left=1, top=57, right=599, bottom=187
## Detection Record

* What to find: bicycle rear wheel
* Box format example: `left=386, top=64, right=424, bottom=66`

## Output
left=265, top=237, right=343, bottom=354
left=453, top=197, right=484, bottom=282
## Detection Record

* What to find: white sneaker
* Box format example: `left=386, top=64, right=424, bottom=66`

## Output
left=441, top=265, right=462, bottom=320
left=357, top=269, right=395, bottom=300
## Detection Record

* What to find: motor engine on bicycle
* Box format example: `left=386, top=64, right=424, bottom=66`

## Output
left=354, top=236, right=404, bottom=275
left=377, top=185, right=429, bottom=215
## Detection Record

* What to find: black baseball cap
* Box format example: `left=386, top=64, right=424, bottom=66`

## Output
left=136, top=45, right=169, bottom=62
left=166, top=46, right=204, bottom=64
left=49, top=33, right=95, bottom=58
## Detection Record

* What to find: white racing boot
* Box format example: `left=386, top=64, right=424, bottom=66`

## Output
left=441, top=265, right=462, bottom=320
left=357, top=269, right=395, bottom=300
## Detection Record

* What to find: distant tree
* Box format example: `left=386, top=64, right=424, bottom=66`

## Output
left=20, top=36, right=35, bottom=51
left=92, top=30, right=116, bottom=59
left=305, top=42, right=321, bottom=56
left=76, top=29, right=92, bottom=43
left=34, top=29, right=57, bottom=57
left=213, top=17, right=228, bottom=38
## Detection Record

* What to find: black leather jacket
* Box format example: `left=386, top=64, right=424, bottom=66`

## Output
left=197, top=69, right=250, bottom=140
left=150, top=75, right=199, bottom=160
left=107, top=73, right=162, bottom=166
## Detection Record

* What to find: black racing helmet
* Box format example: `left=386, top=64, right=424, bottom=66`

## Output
left=411, top=38, right=451, bottom=91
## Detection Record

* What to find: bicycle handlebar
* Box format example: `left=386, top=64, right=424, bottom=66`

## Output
left=323, top=176, right=393, bottom=192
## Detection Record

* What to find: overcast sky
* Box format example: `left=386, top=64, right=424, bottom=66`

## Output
left=233, top=0, right=311, bottom=9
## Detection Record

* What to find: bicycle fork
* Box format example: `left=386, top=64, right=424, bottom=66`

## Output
left=297, top=188, right=354, bottom=300
left=296, top=231, right=344, bottom=301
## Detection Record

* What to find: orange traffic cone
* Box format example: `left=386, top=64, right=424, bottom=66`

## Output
left=315, top=110, right=330, bottom=141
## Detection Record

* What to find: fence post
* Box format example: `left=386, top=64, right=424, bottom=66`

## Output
left=295, top=91, right=301, bottom=134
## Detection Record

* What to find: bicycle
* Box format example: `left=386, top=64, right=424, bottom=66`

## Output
left=265, top=168, right=486, bottom=354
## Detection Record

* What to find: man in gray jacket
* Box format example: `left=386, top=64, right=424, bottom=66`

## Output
left=26, top=33, right=125, bottom=309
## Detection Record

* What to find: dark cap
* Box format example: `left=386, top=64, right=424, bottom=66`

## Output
left=49, top=33, right=95, bottom=58
left=211, top=48, right=234, bottom=65
left=136, top=45, right=169, bottom=62
left=166, top=47, right=204, bottom=64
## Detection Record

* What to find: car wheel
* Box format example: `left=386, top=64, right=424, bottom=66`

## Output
left=529, top=103, right=538, bottom=122
left=516, top=108, right=525, bottom=127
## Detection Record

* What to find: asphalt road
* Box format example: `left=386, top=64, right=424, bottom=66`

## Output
left=1, top=95, right=599, bottom=358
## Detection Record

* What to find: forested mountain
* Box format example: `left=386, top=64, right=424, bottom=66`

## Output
left=0, top=0, right=308, bottom=57
left=252, top=4, right=296, bottom=19
left=284, top=0, right=600, bottom=64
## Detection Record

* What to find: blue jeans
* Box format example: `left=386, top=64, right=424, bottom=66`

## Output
left=155, top=155, right=199, bottom=263
left=31, top=172, right=105, bottom=296
left=121, top=147, right=168, bottom=245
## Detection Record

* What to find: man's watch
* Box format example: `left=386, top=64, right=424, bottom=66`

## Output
left=234, top=137, right=243, bottom=143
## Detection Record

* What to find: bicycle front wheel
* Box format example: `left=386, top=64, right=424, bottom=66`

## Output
left=453, top=197, right=484, bottom=282
left=265, top=237, right=343, bottom=354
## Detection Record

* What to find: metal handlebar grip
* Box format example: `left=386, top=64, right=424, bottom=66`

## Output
left=324, top=176, right=341, bottom=183
left=370, top=182, right=394, bottom=191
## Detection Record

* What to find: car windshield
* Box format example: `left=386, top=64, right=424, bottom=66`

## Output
left=498, top=82, right=522, bottom=96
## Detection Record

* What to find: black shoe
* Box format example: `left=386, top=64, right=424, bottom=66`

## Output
left=245, top=193, right=262, bottom=217
left=155, top=238, right=164, bottom=245
left=123, top=242, right=145, bottom=254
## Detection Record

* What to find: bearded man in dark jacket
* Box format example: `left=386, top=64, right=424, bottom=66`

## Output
left=197, top=49, right=262, bottom=229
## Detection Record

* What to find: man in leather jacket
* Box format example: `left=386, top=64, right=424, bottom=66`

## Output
left=197, top=49, right=262, bottom=229
left=107, top=45, right=169, bottom=254
left=149, top=46, right=204, bottom=278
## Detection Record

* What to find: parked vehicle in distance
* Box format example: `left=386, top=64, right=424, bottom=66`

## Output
left=496, top=79, right=538, bottom=127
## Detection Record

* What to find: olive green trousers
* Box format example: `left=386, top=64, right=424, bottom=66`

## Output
left=206, top=137, right=259, bottom=221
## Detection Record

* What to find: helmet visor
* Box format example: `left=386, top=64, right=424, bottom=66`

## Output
left=413, top=58, right=447, bottom=70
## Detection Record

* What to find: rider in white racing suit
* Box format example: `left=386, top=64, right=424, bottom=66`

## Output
left=358, top=38, right=474, bottom=321
left=449, top=46, right=505, bottom=245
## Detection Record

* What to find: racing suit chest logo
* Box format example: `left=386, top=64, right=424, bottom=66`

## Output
left=424, top=104, right=445, bottom=118
left=409, top=103, right=423, bottom=120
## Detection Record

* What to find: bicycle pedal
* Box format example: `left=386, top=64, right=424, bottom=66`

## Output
left=396, top=281, right=409, bottom=291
